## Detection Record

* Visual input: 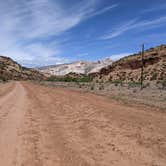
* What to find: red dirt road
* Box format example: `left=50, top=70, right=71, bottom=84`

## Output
left=0, top=82, right=166, bottom=166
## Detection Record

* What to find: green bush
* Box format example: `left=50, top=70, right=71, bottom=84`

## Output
left=47, top=75, right=92, bottom=83
left=0, top=63, right=6, bottom=69
left=77, top=76, right=92, bottom=82
left=128, top=81, right=142, bottom=88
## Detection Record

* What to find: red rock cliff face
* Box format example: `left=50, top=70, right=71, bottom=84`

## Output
left=90, top=45, right=166, bottom=82
left=0, top=56, right=45, bottom=81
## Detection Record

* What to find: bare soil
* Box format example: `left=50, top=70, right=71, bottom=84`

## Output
left=38, top=81, right=166, bottom=110
left=0, top=81, right=166, bottom=166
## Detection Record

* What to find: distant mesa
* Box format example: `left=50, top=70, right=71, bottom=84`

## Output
left=38, top=58, right=113, bottom=76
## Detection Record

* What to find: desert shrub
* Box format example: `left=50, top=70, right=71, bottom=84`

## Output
left=100, top=79, right=104, bottom=83
left=151, top=72, right=158, bottom=80
left=0, top=63, right=6, bottom=69
left=90, top=85, right=94, bottom=90
left=111, top=80, right=123, bottom=86
left=132, top=89, right=137, bottom=93
left=0, top=76, right=7, bottom=82
left=162, top=80, right=166, bottom=89
left=162, top=80, right=166, bottom=87
left=128, top=81, right=142, bottom=88
left=77, top=82, right=82, bottom=88
left=99, top=84, right=104, bottom=90
left=144, top=82, right=150, bottom=88
left=157, top=80, right=166, bottom=90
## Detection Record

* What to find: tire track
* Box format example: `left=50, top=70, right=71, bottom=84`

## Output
left=0, top=82, right=17, bottom=123
left=23, top=83, right=91, bottom=166
left=0, top=82, right=27, bottom=166
left=16, top=106, right=44, bottom=166
left=0, top=82, right=15, bottom=97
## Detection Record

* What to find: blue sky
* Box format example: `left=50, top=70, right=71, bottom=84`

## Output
left=0, top=0, right=166, bottom=67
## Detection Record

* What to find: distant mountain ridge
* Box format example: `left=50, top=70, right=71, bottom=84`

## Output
left=38, top=58, right=113, bottom=76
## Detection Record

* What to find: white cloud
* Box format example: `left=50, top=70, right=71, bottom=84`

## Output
left=110, top=53, right=132, bottom=61
left=101, top=16, right=166, bottom=40
left=0, top=0, right=118, bottom=67
left=2, top=43, right=68, bottom=67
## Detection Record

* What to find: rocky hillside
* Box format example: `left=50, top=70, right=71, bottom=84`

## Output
left=0, top=56, right=45, bottom=81
left=90, top=45, right=166, bottom=83
left=38, top=58, right=113, bottom=76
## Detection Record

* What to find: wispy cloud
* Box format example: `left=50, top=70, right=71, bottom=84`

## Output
left=89, top=4, right=119, bottom=17
left=100, top=19, right=137, bottom=40
left=76, top=53, right=89, bottom=57
left=101, top=16, right=166, bottom=40
left=142, top=3, right=166, bottom=13
left=0, top=0, right=118, bottom=67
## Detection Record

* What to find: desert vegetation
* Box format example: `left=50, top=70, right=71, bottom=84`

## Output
left=47, top=74, right=92, bottom=83
left=39, top=79, right=166, bottom=110
left=0, top=76, right=8, bottom=82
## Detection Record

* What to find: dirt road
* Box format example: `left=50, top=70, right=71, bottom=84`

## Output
left=0, top=82, right=166, bottom=166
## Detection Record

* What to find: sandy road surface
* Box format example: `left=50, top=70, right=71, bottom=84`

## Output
left=0, top=82, right=166, bottom=166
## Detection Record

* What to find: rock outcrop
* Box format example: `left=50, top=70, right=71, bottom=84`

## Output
left=0, top=56, right=45, bottom=81
left=38, top=58, right=113, bottom=76
left=90, top=45, right=166, bottom=83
